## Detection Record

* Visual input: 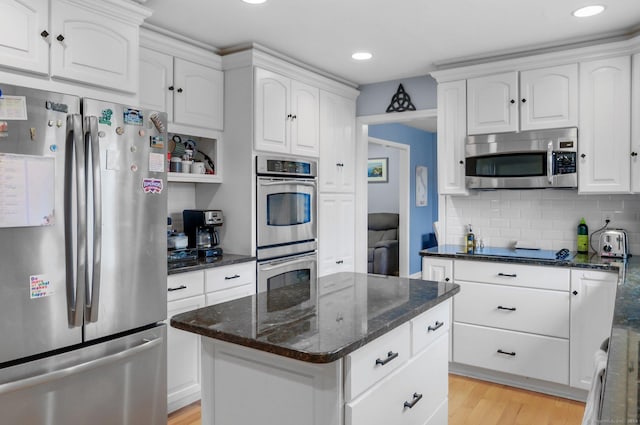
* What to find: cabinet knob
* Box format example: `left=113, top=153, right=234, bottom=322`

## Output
left=40, top=30, right=49, bottom=38
left=176, top=88, right=183, bottom=93
left=521, top=98, right=527, bottom=103
left=573, top=290, right=578, bottom=295
left=459, top=160, right=464, bottom=165
left=497, top=349, right=516, bottom=356
left=336, top=259, right=344, bottom=264
left=510, top=99, right=515, bottom=104
left=632, top=152, right=638, bottom=157
left=292, top=115, right=297, bottom=120
left=336, top=162, right=344, bottom=167
left=581, top=153, right=586, bottom=159
left=445, top=277, right=450, bottom=282
left=56, top=34, right=64, bottom=42
left=375, top=351, right=398, bottom=366
left=287, top=114, right=292, bottom=119
left=168, top=86, right=174, bottom=91
left=403, top=393, right=423, bottom=409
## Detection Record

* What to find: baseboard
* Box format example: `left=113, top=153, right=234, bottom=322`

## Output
left=449, top=362, right=588, bottom=402
left=168, top=390, right=201, bottom=414
left=410, top=271, right=422, bottom=279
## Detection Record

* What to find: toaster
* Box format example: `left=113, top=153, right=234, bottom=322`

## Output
left=599, top=229, right=629, bottom=258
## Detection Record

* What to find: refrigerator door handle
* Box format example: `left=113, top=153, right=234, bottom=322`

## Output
left=0, top=337, right=162, bottom=396
left=64, top=114, right=86, bottom=327
left=85, top=116, right=102, bottom=323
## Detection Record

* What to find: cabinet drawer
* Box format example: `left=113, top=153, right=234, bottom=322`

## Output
left=455, top=260, right=570, bottom=290
left=345, top=322, right=411, bottom=401
left=455, top=281, right=569, bottom=338
left=453, top=323, right=569, bottom=385
left=346, top=336, right=448, bottom=425
left=167, top=271, right=204, bottom=302
left=411, top=301, right=450, bottom=356
left=205, top=262, right=255, bottom=293
left=206, top=283, right=255, bottom=306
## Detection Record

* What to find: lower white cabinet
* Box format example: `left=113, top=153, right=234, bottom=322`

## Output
left=318, top=193, right=355, bottom=276
left=166, top=261, right=256, bottom=413
left=421, top=258, right=453, bottom=361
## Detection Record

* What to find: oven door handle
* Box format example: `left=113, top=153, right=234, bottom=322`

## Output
left=259, top=257, right=314, bottom=271
left=547, top=142, right=554, bottom=185
left=259, top=180, right=317, bottom=188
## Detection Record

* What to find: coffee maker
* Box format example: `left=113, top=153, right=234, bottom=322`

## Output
left=183, top=209, right=224, bottom=258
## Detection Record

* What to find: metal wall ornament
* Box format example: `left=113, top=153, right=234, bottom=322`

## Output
left=386, top=83, right=416, bottom=113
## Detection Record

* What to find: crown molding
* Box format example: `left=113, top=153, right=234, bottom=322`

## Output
left=140, top=26, right=221, bottom=69
left=62, top=0, right=152, bottom=25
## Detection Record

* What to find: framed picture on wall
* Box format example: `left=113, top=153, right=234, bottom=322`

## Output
left=416, top=165, right=428, bottom=207
left=367, top=158, right=388, bottom=183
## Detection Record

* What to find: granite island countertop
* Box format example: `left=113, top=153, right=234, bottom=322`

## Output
left=170, top=272, right=459, bottom=364
left=421, top=245, right=638, bottom=423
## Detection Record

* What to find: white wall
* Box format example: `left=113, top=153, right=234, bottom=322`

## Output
left=444, top=190, right=640, bottom=254
left=368, top=143, right=400, bottom=213
left=167, top=183, right=196, bottom=232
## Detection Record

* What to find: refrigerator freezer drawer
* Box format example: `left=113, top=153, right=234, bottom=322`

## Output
left=0, top=324, right=167, bottom=425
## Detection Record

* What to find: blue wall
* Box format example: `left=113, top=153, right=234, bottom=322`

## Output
left=368, top=123, right=438, bottom=275
left=357, top=75, right=437, bottom=116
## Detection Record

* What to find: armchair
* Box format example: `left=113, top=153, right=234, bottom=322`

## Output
left=367, top=213, right=399, bottom=276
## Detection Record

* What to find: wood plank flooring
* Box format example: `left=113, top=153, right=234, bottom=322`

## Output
left=167, top=375, right=586, bottom=425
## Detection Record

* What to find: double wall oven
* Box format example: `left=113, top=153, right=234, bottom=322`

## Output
left=256, top=156, right=318, bottom=307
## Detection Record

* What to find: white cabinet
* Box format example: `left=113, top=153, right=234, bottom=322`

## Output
left=569, top=269, right=618, bottom=390
left=319, top=90, right=356, bottom=193
left=631, top=53, right=640, bottom=193
left=421, top=257, right=453, bottom=284
left=467, top=65, right=578, bottom=135
left=0, top=0, right=49, bottom=75
left=0, top=0, right=148, bottom=92
left=436, top=80, right=468, bottom=195
left=139, top=47, right=224, bottom=132
left=318, top=194, right=355, bottom=277
left=578, top=56, right=632, bottom=194
left=254, top=67, right=319, bottom=156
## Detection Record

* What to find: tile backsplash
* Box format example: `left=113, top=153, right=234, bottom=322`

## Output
left=444, top=190, right=640, bottom=254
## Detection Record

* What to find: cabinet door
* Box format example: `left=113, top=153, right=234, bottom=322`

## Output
left=50, top=0, right=138, bottom=93
left=254, top=67, right=290, bottom=153
left=520, top=64, right=578, bottom=130
left=579, top=56, right=631, bottom=194
left=318, top=193, right=355, bottom=277
left=139, top=47, right=173, bottom=117
left=167, top=295, right=205, bottom=412
left=319, top=91, right=356, bottom=192
left=0, top=0, right=48, bottom=75
left=467, top=72, right=518, bottom=135
left=421, top=257, right=452, bottom=283
left=569, top=269, right=617, bottom=390
left=436, top=80, right=468, bottom=195
left=632, top=53, right=640, bottom=193
left=173, top=57, right=223, bottom=130
left=290, top=80, right=319, bottom=157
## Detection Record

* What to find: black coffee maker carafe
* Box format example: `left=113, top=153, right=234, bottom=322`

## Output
left=183, top=209, right=224, bottom=257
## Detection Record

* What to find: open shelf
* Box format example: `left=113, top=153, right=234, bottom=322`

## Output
left=168, top=131, right=222, bottom=183
left=168, top=172, right=222, bottom=183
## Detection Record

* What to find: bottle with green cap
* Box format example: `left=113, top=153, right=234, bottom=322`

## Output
left=577, top=218, right=589, bottom=254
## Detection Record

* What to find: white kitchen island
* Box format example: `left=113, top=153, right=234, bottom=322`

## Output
left=171, top=272, right=459, bottom=425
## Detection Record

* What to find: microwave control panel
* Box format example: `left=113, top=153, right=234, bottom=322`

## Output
left=553, top=152, right=577, bottom=175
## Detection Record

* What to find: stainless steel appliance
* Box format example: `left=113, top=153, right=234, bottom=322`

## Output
left=600, top=229, right=629, bottom=258
left=183, top=209, right=223, bottom=257
left=256, top=156, right=317, bottom=260
left=465, top=127, right=578, bottom=189
left=0, top=84, right=167, bottom=423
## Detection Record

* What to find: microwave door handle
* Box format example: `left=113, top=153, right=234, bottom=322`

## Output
left=85, top=116, right=101, bottom=323
left=547, top=142, right=554, bottom=185
left=259, top=180, right=316, bottom=188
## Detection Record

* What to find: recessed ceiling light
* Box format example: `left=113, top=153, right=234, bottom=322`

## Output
left=572, top=5, right=605, bottom=17
left=242, top=0, right=267, bottom=4
left=352, top=52, right=373, bottom=61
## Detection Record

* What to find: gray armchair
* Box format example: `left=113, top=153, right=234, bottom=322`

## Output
left=367, top=213, right=399, bottom=276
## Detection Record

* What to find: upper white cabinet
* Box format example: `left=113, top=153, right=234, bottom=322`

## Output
left=319, top=90, right=356, bottom=192
left=467, top=64, right=578, bottom=135
left=254, top=67, right=319, bottom=157
left=436, top=80, right=468, bottom=195
left=0, top=0, right=149, bottom=93
left=0, top=0, right=49, bottom=75
left=578, top=56, right=631, bottom=194
left=139, top=47, right=224, bottom=132
left=631, top=53, right=640, bottom=193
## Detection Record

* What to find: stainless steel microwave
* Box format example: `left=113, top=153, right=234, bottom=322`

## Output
left=465, top=127, right=578, bottom=189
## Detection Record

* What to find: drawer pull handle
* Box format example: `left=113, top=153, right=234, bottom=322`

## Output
left=375, top=351, right=398, bottom=366
left=224, top=274, right=240, bottom=280
left=497, top=349, right=516, bottom=356
left=497, top=273, right=517, bottom=278
left=167, top=285, right=187, bottom=292
left=403, top=392, right=423, bottom=409
left=497, top=306, right=517, bottom=311
left=428, top=321, right=444, bottom=332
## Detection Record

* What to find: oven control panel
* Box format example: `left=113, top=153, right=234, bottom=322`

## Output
left=256, top=156, right=317, bottom=177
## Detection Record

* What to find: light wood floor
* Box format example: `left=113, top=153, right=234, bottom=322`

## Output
left=167, top=374, right=586, bottom=425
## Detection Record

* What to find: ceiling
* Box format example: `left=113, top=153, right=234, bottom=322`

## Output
left=142, top=0, right=640, bottom=87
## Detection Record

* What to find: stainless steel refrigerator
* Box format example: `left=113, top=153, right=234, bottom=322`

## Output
left=0, top=84, right=168, bottom=424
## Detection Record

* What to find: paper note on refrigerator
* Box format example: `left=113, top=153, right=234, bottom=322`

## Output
left=0, top=95, right=28, bottom=120
left=0, top=153, right=55, bottom=227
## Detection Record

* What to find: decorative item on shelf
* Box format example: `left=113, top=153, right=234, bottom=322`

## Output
left=367, top=157, right=388, bottom=183
left=386, top=83, right=416, bottom=113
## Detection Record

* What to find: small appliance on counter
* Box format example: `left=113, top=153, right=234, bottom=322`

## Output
left=183, top=209, right=224, bottom=258
left=599, top=229, right=629, bottom=258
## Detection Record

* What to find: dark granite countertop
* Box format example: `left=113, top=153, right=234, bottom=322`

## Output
left=422, top=244, right=640, bottom=423
left=170, top=272, right=459, bottom=364
left=167, top=253, right=255, bottom=275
